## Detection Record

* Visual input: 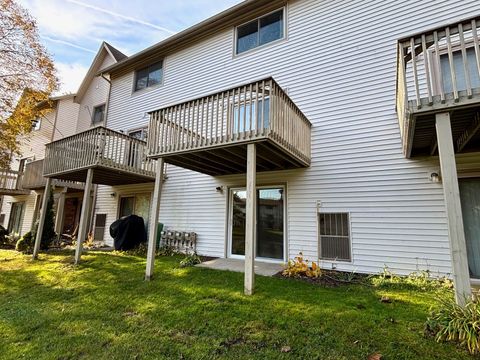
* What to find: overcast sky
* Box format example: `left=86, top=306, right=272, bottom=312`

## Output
left=17, top=0, right=243, bottom=94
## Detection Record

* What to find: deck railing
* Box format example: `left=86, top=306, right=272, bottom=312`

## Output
left=44, top=126, right=156, bottom=178
left=396, top=16, right=480, bottom=155
left=0, top=169, right=24, bottom=191
left=147, top=78, right=312, bottom=165
left=22, top=159, right=85, bottom=190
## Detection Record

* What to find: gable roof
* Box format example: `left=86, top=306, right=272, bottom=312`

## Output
left=75, top=41, right=127, bottom=103
left=100, top=0, right=284, bottom=77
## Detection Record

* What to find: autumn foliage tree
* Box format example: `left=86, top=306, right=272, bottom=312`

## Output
left=0, top=0, right=58, bottom=168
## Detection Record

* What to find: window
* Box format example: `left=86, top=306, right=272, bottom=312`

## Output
left=134, top=62, right=163, bottom=91
left=233, top=98, right=270, bottom=133
left=440, top=48, right=480, bottom=93
left=119, top=196, right=135, bottom=218
left=8, top=202, right=25, bottom=234
left=94, top=214, right=107, bottom=241
left=31, top=118, right=41, bottom=131
left=128, top=127, right=148, bottom=141
left=236, top=9, right=284, bottom=54
left=318, top=213, right=351, bottom=261
left=92, top=104, right=105, bottom=124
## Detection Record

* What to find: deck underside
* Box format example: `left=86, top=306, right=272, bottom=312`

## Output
left=0, top=189, right=30, bottom=196
left=47, top=165, right=155, bottom=185
left=160, top=139, right=310, bottom=176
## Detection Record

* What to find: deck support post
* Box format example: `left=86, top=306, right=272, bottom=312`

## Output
left=32, top=178, right=52, bottom=260
left=244, top=143, right=256, bottom=295
left=145, top=158, right=165, bottom=281
left=436, top=112, right=472, bottom=305
left=74, top=168, right=94, bottom=265
left=55, top=188, right=67, bottom=237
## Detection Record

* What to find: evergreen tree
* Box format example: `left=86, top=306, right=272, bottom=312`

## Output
left=31, top=187, right=56, bottom=250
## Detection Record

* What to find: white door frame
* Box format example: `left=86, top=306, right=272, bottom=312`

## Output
left=227, top=185, right=286, bottom=263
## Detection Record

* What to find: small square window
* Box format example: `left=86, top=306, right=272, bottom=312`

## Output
left=236, top=9, right=284, bottom=55
left=92, top=104, right=105, bottom=124
left=31, top=118, right=41, bottom=131
left=318, top=213, right=351, bottom=261
left=134, top=62, right=163, bottom=91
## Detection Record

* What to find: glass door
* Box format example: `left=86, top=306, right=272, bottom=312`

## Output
left=459, top=178, right=480, bottom=279
left=229, top=186, right=285, bottom=261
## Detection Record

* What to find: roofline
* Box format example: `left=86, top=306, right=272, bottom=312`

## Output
left=99, top=0, right=284, bottom=76
left=50, top=93, right=76, bottom=101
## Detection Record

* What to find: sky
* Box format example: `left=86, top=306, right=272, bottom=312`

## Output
left=17, top=0, right=243, bottom=94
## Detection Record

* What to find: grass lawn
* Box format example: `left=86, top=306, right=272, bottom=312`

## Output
left=0, top=249, right=471, bottom=359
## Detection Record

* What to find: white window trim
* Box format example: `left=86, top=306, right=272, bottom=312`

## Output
left=316, top=206, right=353, bottom=264
left=233, top=6, right=288, bottom=58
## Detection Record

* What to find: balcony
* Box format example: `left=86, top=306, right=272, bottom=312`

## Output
left=147, top=78, right=312, bottom=175
left=22, top=159, right=85, bottom=191
left=0, top=169, right=29, bottom=195
left=43, top=127, right=156, bottom=185
left=397, top=16, right=480, bottom=157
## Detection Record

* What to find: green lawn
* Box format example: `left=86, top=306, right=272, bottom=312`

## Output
left=0, top=249, right=471, bottom=359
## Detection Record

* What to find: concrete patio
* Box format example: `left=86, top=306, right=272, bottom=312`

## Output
left=197, top=258, right=284, bottom=277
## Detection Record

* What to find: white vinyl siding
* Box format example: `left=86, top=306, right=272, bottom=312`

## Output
left=102, top=0, right=480, bottom=276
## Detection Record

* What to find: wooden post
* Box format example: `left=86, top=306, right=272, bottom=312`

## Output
left=54, top=188, right=67, bottom=236
left=244, top=143, right=256, bottom=295
left=32, top=178, right=52, bottom=260
left=74, top=168, right=93, bottom=265
left=436, top=112, right=472, bottom=305
left=145, top=158, right=164, bottom=281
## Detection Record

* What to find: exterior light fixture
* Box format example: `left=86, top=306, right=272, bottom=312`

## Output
left=430, top=172, right=440, bottom=182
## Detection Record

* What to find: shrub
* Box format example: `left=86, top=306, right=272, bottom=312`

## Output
left=283, top=253, right=321, bottom=278
left=425, top=297, right=480, bottom=354
left=157, top=245, right=178, bottom=257
left=39, top=187, right=56, bottom=249
left=0, top=225, right=8, bottom=246
left=15, top=231, right=34, bottom=253
left=179, top=253, right=201, bottom=268
left=370, top=266, right=453, bottom=291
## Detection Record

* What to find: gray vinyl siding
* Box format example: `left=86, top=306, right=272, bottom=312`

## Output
left=99, top=0, right=480, bottom=275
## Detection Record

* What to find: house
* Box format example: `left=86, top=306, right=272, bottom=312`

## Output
left=35, top=0, right=480, bottom=303
left=0, top=42, right=126, bottom=243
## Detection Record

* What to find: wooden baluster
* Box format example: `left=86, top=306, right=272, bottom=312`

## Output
left=260, top=80, right=266, bottom=137
left=242, top=85, right=247, bottom=140
left=410, top=37, right=421, bottom=109
left=473, top=20, right=480, bottom=81
left=458, top=23, right=472, bottom=98
left=432, top=32, right=445, bottom=103
left=248, top=83, right=253, bottom=138
left=181, top=103, right=186, bottom=150
left=446, top=27, right=459, bottom=101
left=421, top=34, right=433, bottom=105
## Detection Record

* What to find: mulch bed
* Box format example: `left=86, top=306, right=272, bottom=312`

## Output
left=274, top=269, right=369, bottom=287
left=199, top=256, right=218, bottom=262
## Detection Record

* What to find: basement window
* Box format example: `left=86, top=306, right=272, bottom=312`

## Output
left=318, top=213, right=351, bottom=262
left=134, top=62, right=163, bottom=91
left=236, top=9, right=284, bottom=55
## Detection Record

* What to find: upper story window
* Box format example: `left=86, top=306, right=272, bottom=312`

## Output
left=31, top=118, right=41, bottom=131
left=236, top=9, right=284, bottom=55
left=134, top=62, right=163, bottom=91
left=440, top=47, right=480, bottom=93
left=92, top=104, right=105, bottom=124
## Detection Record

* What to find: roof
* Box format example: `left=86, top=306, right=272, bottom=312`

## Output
left=75, top=41, right=127, bottom=103
left=100, top=0, right=284, bottom=76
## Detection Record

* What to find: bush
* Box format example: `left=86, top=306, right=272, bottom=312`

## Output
left=283, top=253, right=321, bottom=278
left=0, top=225, right=8, bottom=246
left=370, top=266, right=453, bottom=291
left=15, top=231, right=34, bottom=253
left=179, top=253, right=201, bottom=268
left=425, top=297, right=480, bottom=354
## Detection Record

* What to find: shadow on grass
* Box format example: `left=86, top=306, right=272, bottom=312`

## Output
left=0, top=250, right=468, bottom=360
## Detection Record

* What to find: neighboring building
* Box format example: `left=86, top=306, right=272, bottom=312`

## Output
left=37, top=0, right=480, bottom=301
left=0, top=42, right=125, bottom=239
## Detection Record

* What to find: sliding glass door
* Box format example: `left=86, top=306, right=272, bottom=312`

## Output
left=229, top=186, right=285, bottom=261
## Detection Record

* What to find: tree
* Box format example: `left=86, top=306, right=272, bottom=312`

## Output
left=32, top=186, right=56, bottom=250
left=0, top=0, right=58, bottom=168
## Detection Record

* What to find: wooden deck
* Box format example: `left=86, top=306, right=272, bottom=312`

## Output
left=397, top=16, right=480, bottom=157
left=147, top=78, right=312, bottom=175
left=22, top=159, right=85, bottom=191
left=0, top=169, right=30, bottom=195
left=43, top=127, right=156, bottom=185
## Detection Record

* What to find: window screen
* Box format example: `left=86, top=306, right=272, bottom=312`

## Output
left=318, top=213, right=351, bottom=261
left=92, top=104, right=105, bottom=124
